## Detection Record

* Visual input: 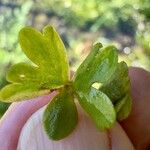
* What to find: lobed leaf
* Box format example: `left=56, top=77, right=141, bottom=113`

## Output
left=74, top=43, right=118, bottom=92
left=43, top=88, right=78, bottom=140
left=0, top=26, right=70, bottom=102
left=0, top=24, right=132, bottom=139
left=76, top=87, right=116, bottom=130
left=19, top=26, right=69, bottom=83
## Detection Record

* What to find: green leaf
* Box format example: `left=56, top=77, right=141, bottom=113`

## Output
left=19, top=25, right=69, bottom=84
left=6, top=63, right=40, bottom=83
left=100, top=62, right=130, bottom=103
left=100, top=61, right=132, bottom=120
left=0, top=83, right=50, bottom=102
left=0, top=26, right=70, bottom=102
left=6, top=62, right=63, bottom=89
left=76, top=87, right=116, bottom=130
left=42, top=25, right=69, bottom=81
left=115, top=94, right=132, bottom=121
left=74, top=43, right=118, bottom=92
left=43, top=88, right=78, bottom=140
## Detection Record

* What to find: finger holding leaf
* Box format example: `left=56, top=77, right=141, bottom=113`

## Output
left=0, top=25, right=132, bottom=141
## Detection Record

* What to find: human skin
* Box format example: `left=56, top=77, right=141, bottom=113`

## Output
left=121, top=67, right=150, bottom=150
left=0, top=67, right=149, bottom=150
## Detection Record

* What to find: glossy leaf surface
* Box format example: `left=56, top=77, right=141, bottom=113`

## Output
left=76, top=87, right=116, bottom=130
left=74, top=43, right=118, bottom=92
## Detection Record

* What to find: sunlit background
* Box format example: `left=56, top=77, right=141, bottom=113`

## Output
left=0, top=0, right=150, bottom=117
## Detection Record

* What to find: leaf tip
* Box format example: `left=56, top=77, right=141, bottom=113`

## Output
left=19, top=26, right=32, bottom=37
left=93, top=42, right=103, bottom=49
left=42, top=25, right=56, bottom=36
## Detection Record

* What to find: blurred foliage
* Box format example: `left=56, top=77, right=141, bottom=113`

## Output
left=0, top=1, right=33, bottom=117
left=0, top=0, right=150, bottom=117
left=139, top=0, right=150, bottom=20
left=0, top=1, right=33, bottom=87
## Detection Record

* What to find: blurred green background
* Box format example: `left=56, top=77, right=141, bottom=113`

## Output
left=0, top=0, right=150, bottom=117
